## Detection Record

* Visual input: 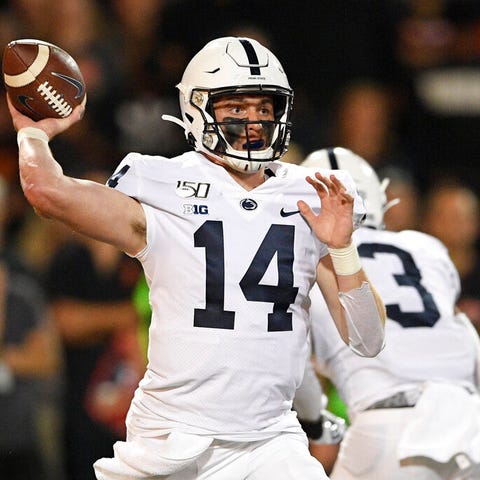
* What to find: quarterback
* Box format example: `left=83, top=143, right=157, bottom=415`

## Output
left=8, top=37, right=385, bottom=479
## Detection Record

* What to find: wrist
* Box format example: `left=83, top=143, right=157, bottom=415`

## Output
left=17, top=127, right=49, bottom=147
left=327, top=241, right=362, bottom=276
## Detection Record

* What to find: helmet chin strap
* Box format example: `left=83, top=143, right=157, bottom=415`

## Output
left=215, top=151, right=268, bottom=174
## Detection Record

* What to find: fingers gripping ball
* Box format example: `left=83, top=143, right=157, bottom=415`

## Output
left=2, top=39, right=86, bottom=120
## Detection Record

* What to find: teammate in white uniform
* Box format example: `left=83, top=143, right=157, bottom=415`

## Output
left=7, top=37, right=386, bottom=479
left=301, top=147, right=480, bottom=480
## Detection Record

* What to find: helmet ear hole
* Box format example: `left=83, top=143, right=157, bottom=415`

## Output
left=187, top=132, right=196, bottom=148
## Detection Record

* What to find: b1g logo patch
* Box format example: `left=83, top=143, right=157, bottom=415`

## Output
left=176, top=180, right=210, bottom=198
left=183, top=204, right=209, bottom=215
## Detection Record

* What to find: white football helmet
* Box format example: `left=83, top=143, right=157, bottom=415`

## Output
left=163, top=37, right=293, bottom=173
left=302, top=147, right=398, bottom=229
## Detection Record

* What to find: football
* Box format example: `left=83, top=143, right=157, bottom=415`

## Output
left=2, top=39, right=86, bottom=121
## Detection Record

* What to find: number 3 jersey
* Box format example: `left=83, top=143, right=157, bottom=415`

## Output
left=108, top=151, right=365, bottom=439
left=311, top=227, right=479, bottom=416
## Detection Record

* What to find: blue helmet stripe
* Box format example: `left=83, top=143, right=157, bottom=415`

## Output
left=239, top=39, right=261, bottom=75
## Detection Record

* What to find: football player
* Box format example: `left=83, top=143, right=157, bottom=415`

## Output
left=7, top=37, right=385, bottom=479
left=301, top=147, right=480, bottom=480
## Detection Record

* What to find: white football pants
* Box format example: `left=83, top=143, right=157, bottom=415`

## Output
left=94, top=430, right=329, bottom=480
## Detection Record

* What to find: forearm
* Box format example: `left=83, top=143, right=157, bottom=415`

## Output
left=328, top=242, right=385, bottom=321
left=318, top=243, right=386, bottom=357
left=337, top=280, right=386, bottom=357
left=18, top=128, right=65, bottom=218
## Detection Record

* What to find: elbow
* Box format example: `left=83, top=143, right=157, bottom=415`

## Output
left=348, top=330, right=385, bottom=358
left=20, top=154, right=63, bottom=217
left=22, top=181, right=58, bottom=218
left=338, top=282, right=386, bottom=357
left=22, top=180, right=46, bottom=209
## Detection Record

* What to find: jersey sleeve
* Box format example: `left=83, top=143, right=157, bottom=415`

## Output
left=106, top=153, right=142, bottom=198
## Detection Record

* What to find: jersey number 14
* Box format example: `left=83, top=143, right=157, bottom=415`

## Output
left=194, top=221, right=299, bottom=332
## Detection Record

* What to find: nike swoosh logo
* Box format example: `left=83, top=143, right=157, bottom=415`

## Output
left=18, top=95, right=37, bottom=114
left=280, top=208, right=300, bottom=217
left=52, top=72, right=85, bottom=98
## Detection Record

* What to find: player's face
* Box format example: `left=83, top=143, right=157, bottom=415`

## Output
left=212, top=94, right=275, bottom=151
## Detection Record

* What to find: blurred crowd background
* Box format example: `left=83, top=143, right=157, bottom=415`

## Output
left=1, top=0, right=480, bottom=479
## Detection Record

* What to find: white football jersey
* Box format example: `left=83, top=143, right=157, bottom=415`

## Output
left=108, top=151, right=365, bottom=439
left=311, top=227, right=478, bottom=415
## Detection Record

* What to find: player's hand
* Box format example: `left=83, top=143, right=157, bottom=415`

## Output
left=6, top=93, right=85, bottom=141
left=298, top=173, right=354, bottom=248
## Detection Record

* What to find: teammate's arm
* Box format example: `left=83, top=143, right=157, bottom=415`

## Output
left=7, top=96, right=146, bottom=257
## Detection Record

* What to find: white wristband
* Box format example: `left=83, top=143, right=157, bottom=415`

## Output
left=17, top=127, right=49, bottom=147
left=328, top=242, right=362, bottom=276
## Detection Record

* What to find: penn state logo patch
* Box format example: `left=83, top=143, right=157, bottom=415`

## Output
left=240, top=198, right=258, bottom=211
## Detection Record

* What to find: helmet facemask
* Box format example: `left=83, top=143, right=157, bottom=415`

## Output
left=190, top=87, right=292, bottom=172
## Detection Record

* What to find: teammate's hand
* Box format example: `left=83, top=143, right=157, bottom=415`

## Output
left=298, top=173, right=354, bottom=249
left=6, top=93, right=85, bottom=141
